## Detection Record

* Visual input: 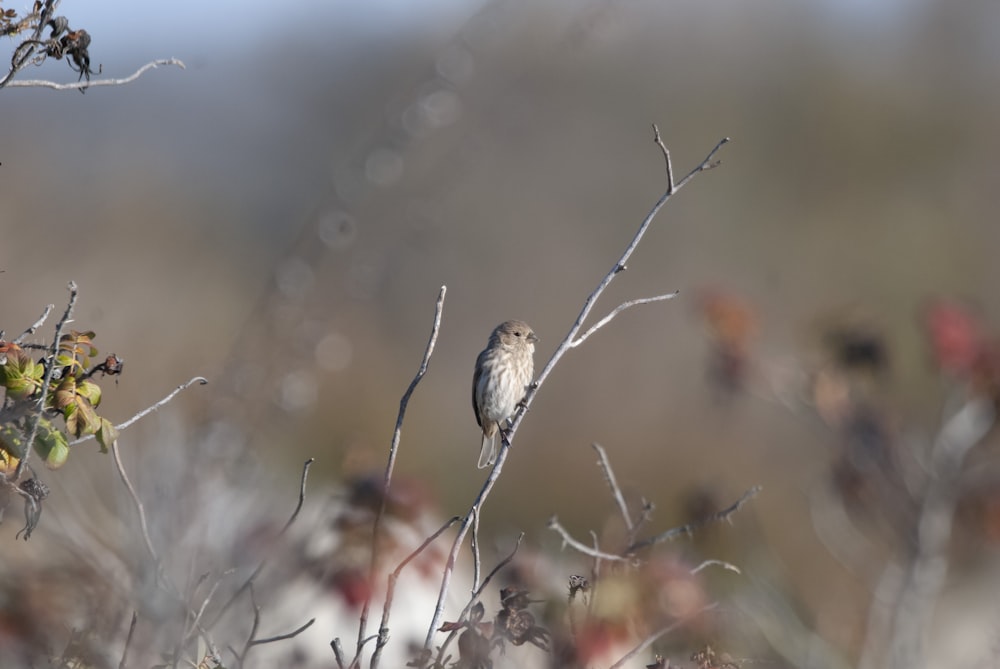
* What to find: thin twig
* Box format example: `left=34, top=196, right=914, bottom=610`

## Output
left=591, top=443, right=633, bottom=531
left=332, top=639, right=348, bottom=669
left=235, top=583, right=263, bottom=668
left=471, top=506, right=482, bottom=588
left=587, top=532, right=603, bottom=616
left=423, top=133, right=729, bottom=653
left=608, top=602, right=719, bottom=669
left=13, top=280, right=76, bottom=481
left=653, top=124, right=675, bottom=192
left=69, top=376, right=208, bottom=446
left=119, top=611, right=138, bottom=669
left=0, top=0, right=58, bottom=89
left=474, top=532, right=525, bottom=600
left=691, top=559, right=741, bottom=575
left=185, top=570, right=232, bottom=640
left=110, top=433, right=227, bottom=662
left=369, top=516, right=461, bottom=669
left=546, top=516, right=629, bottom=561
left=249, top=618, right=316, bottom=647
left=505, top=133, right=728, bottom=446
left=358, top=286, right=446, bottom=662
left=570, top=293, right=679, bottom=348
left=432, top=533, right=525, bottom=669
left=111, top=437, right=161, bottom=567
left=424, top=446, right=508, bottom=651
left=6, top=58, right=186, bottom=90
left=207, top=458, right=314, bottom=632
left=14, top=304, right=53, bottom=344
left=627, top=485, right=761, bottom=553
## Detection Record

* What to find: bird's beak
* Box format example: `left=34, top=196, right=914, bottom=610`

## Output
left=528, top=332, right=539, bottom=343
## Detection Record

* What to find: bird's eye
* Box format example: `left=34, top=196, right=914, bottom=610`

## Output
left=515, top=331, right=522, bottom=337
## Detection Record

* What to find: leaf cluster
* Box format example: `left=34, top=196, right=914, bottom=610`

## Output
left=0, top=330, right=121, bottom=472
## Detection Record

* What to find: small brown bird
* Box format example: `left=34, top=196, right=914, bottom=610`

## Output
left=472, top=320, right=538, bottom=468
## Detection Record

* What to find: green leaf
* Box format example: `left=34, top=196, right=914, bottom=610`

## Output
left=95, top=417, right=118, bottom=454
left=33, top=420, right=69, bottom=469
left=72, top=396, right=99, bottom=437
left=77, top=379, right=102, bottom=407
left=54, top=376, right=77, bottom=410
left=1, top=350, right=42, bottom=400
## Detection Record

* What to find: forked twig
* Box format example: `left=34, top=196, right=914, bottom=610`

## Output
left=206, top=458, right=315, bottom=632
left=592, top=443, right=633, bottom=531
left=432, top=532, right=526, bottom=668
left=369, top=516, right=461, bottom=669
left=546, top=516, right=629, bottom=562
left=233, top=583, right=315, bottom=666
left=626, top=485, right=761, bottom=553
left=423, top=131, right=729, bottom=651
left=111, top=433, right=223, bottom=661
left=69, top=376, right=209, bottom=446
left=14, top=304, right=54, bottom=344
left=13, top=281, right=77, bottom=481
left=356, top=286, right=446, bottom=665
left=570, top=293, right=680, bottom=348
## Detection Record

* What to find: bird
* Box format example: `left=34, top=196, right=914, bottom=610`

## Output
left=472, top=320, right=538, bottom=468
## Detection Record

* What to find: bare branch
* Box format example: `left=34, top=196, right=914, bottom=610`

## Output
left=118, top=611, right=138, bottom=669
left=591, top=443, right=633, bottom=531
left=13, top=280, right=77, bottom=481
left=249, top=617, right=316, bottom=648
left=207, top=458, right=315, bottom=632
left=109, top=437, right=227, bottom=663
left=691, top=559, right=741, bottom=575
left=423, top=133, right=729, bottom=654
left=588, top=531, right=603, bottom=615
left=6, top=58, right=185, bottom=90
left=608, top=602, right=718, bottom=669
left=627, top=485, right=761, bottom=554
left=674, top=136, right=730, bottom=190
left=369, top=515, right=461, bottom=669
left=471, top=506, right=482, bottom=588
left=569, top=292, right=679, bottom=348
left=432, top=533, right=526, bottom=669
left=235, top=583, right=263, bottom=667
left=474, top=532, right=525, bottom=599
left=358, top=286, right=446, bottom=661
left=503, top=134, right=729, bottom=447
left=110, top=437, right=161, bottom=568
left=652, top=123, right=674, bottom=192
left=423, top=446, right=507, bottom=651
left=69, top=375, right=209, bottom=446
left=331, top=639, right=348, bottom=669
left=546, top=516, right=629, bottom=562
left=185, top=569, right=233, bottom=641
left=14, top=304, right=53, bottom=344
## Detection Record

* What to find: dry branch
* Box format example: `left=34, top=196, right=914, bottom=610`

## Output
left=422, top=130, right=729, bottom=652
left=6, top=58, right=185, bottom=90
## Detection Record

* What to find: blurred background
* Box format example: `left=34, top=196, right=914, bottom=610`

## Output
left=3, top=0, right=1000, bottom=666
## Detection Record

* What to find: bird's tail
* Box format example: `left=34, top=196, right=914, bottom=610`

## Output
left=477, top=432, right=496, bottom=469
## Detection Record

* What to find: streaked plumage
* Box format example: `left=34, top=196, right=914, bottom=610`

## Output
left=472, top=320, right=538, bottom=468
